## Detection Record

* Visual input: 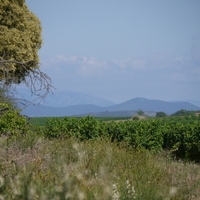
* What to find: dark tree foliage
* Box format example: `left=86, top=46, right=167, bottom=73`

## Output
left=156, top=112, right=167, bottom=118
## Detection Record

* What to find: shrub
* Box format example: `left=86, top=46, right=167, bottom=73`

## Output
left=0, top=103, right=29, bottom=137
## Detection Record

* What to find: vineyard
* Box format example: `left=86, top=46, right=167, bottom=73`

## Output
left=1, top=106, right=200, bottom=162
left=0, top=104, right=200, bottom=162
left=0, top=105, right=200, bottom=199
left=40, top=116, right=200, bottom=162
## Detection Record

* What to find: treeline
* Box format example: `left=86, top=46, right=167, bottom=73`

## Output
left=171, top=109, right=200, bottom=116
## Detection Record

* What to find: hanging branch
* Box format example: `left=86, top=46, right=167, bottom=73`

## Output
left=0, top=58, right=55, bottom=105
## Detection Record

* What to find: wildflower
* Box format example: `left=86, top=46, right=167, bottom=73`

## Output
left=126, top=180, right=137, bottom=199
left=112, top=184, right=120, bottom=200
left=126, top=180, right=131, bottom=189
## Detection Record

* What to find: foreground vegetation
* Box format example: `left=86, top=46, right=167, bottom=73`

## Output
left=0, top=104, right=200, bottom=199
left=1, top=135, right=200, bottom=199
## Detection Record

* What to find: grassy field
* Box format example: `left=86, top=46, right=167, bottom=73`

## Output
left=0, top=133, right=200, bottom=199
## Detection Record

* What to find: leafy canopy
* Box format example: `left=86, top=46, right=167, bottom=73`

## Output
left=0, top=0, right=42, bottom=83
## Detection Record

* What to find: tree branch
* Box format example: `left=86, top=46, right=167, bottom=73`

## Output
left=0, top=58, right=55, bottom=105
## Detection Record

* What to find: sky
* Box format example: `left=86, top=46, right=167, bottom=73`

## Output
left=26, top=0, right=200, bottom=104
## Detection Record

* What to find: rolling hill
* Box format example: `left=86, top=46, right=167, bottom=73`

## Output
left=21, top=97, right=200, bottom=117
left=106, top=98, right=200, bottom=114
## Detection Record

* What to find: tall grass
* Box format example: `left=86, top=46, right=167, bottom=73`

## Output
left=0, top=134, right=199, bottom=199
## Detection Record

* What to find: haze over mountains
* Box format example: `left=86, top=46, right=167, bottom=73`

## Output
left=16, top=89, right=115, bottom=107
left=18, top=89, right=200, bottom=117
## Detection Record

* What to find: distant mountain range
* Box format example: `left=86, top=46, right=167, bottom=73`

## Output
left=105, top=98, right=200, bottom=114
left=16, top=89, right=115, bottom=107
left=20, top=96, right=200, bottom=117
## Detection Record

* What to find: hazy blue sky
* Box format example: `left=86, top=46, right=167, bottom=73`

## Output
left=26, top=0, right=200, bottom=103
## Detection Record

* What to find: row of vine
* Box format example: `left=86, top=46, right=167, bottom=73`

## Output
left=1, top=104, right=199, bottom=162
left=44, top=116, right=200, bottom=162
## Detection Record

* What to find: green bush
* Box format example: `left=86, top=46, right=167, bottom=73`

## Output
left=162, top=121, right=200, bottom=162
left=120, top=120, right=163, bottom=152
left=0, top=103, right=29, bottom=137
left=44, top=116, right=103, bottom=140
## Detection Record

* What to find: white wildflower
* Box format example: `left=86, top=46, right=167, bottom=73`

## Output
left=112, top=183, right=120, bottom=200
left=126, top=180, right=131, bottom=189
left=126, top=180, right=137, bottom=199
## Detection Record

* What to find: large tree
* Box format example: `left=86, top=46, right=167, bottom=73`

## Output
left=0, top=0, right=52, bottom=101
